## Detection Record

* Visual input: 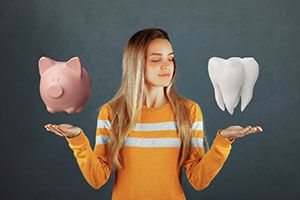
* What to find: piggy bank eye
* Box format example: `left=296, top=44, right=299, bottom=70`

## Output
left=57, top=78, right=59, bottom=82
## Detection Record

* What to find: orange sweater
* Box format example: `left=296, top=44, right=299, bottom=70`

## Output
left=65, top=100, right=234, bottom=200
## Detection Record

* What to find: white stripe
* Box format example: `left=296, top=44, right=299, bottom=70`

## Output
left=133, top=122, right=178, bottom=131
left=191, top=138, right=203, bottom=147
left=97, top=120, right=111, bottom=129
left=124, top=137, right=181, bottom=147
left=96, top=135, right=110, bottom=144
left=95, top=136, right=203, bottom=148
left=97, top=120, right=203, bottom=131
left=192, top=121, right=203, bottom=131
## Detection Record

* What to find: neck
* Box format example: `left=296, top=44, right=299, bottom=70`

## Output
left=143, top=85, right=168, bottom=108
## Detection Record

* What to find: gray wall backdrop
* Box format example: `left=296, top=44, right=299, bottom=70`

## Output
left=1, top=0, right=299, bottom=199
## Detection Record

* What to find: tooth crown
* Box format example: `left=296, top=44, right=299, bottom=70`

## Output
left=208, top=57, right=259, bottom=115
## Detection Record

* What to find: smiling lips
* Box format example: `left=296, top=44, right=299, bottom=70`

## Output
left=158, top=73, right=171, bottom=77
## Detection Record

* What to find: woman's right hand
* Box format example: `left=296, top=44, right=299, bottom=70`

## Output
left=44, top=123, right=82, bottom=138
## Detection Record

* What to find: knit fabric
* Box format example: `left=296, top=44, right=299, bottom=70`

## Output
left=66, top=99, right=234, bottom=200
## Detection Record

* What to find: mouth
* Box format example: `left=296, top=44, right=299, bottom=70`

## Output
left=158, top=73, right=171, bottom=77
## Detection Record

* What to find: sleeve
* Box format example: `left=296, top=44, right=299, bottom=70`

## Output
left=65, top=103, right=113, bottom=190
left=182, top=103, right=235, bottom=191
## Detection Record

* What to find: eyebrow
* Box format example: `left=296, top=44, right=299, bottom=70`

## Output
left=149, top=52, right=174, bottom=56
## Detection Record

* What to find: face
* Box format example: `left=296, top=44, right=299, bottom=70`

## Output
left=144, top=39, right=175, bottom=88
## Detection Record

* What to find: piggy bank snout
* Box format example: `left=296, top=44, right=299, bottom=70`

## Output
left=47, top=85, right=64, bottom=98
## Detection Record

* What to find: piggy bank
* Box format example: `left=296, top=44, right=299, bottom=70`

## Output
left=38, top=56, right=91, bottom=114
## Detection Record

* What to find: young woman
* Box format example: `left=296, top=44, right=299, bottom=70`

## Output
left=45, top=28, right=263, bottom=200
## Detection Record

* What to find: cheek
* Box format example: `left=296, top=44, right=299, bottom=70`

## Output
left=169, top=65, right=175, bottom=76
left=144, top=67, right=156, bottom=81
left=145, top=63, right=158, bottom=75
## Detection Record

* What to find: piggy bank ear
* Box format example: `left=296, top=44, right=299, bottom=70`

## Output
left=38, top=56, right=55, bottom=76
left=65, top=56, right=82, bottom=77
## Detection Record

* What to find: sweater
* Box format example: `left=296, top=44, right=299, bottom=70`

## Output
left=65, top=99, right=234, bottom=200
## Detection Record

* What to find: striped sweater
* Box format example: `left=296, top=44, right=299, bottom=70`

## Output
left=65, top=99, right=234, bottom=200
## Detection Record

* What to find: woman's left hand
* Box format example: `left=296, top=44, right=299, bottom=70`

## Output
left=219, top=125, right=263, bottom=141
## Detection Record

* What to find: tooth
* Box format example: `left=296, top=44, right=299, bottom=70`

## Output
left=208, top=57, right=259, bottom=115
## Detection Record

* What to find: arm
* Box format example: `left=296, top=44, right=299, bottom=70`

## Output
left=65, top=104, right=113, bottom=190
left=183, top=103, right=234, bottom=191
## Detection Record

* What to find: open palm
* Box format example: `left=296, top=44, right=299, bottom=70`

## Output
left=220, top=125, right=263, bottom=141
left=44, top=123, right=82, bottom=138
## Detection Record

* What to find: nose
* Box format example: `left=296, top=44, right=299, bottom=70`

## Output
left=47, top=85, right=63, bottom=98
left=161, top=60, right=172, bottom=69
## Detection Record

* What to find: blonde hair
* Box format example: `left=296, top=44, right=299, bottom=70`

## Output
left=97, top=28, right=209, bottom=170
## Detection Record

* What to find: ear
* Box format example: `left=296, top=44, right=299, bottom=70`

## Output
left=38, top=56, right=56, bottom=76
left=65, top=56, right=82, bottom=77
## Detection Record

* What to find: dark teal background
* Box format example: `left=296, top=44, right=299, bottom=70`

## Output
left=1, top=0, right=299, bottom=199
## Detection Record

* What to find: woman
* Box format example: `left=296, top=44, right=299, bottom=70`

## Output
left=45, top=28, right=263, bottom=200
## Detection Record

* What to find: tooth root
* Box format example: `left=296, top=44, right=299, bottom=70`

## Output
left=221, top=87, right=241, bottom=115
left=240, top=58, right=259, bottom=112
left=234, top=89, right=241, bottom=108
left=214, top=84, right=225, bottom=111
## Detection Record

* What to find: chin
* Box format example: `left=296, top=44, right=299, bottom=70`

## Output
left=148, top=79, right=171, bottom=87
left=160, top=81, right=171, bottom=87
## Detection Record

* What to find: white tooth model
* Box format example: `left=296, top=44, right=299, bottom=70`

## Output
left=208, top=57, right=259, bottom=115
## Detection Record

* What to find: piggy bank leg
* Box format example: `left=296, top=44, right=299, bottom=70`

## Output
left=66, top=107, right=77, bottom=114
left=47, top=106, right=56, bottom=113
left=75, top=107, right=83, bottom=113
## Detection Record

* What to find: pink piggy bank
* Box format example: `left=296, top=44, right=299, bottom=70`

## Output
left=38, top=56, right=91, bottom=114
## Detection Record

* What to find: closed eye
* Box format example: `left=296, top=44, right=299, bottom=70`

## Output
left=151, top=58, right=174, bottom=62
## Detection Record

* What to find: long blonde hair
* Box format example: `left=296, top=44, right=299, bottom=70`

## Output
left=97, top=28, right=209, bottom=170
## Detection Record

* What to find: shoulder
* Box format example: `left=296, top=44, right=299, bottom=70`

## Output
left=182, top=98, right=202, bottom=112
left=97, top=102, right=113, bottom=120
left=181, top=98, right=203, bottom=121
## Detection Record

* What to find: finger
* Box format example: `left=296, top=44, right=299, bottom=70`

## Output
left=44, top=124, right=54, bottom=132
left=50, top=125, right=67, bottom=137
left=46, top=126, right=65, bottom=137
left=256, top=126, right=263, bottom=132
left=243, top=126, right=263, bottom=136
left=58, top=126, right=68, bottom=134
left=44, top=124, right=52, bottom=129
left=239, top=126, right=252, bottom=135
left=45, top=124, right=58, bottom=130
left=53, top=131, right=64, bottom=137
left=251, top=126, right=260, bottom=132
left=244, top=128, right=258, bottom=136
left=236, top=126, right=253, bottom=137
left=52, top=125, right=67, bottom=135
left=250, top=126, right=263, bottom=134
